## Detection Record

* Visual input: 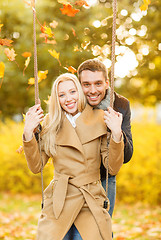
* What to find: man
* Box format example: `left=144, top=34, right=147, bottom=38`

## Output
left=77, top=58, right=133, bottom=217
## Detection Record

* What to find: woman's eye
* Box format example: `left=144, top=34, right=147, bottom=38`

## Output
left=59, top=94, right=65, bottom=97
left=71, top=90, right=76, bottom=94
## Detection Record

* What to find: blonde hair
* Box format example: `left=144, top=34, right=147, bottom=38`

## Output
left=41, top=73, right=86, bottom=156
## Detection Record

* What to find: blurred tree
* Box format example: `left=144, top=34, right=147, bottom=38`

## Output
left=0, top=0, right=160, bottom=118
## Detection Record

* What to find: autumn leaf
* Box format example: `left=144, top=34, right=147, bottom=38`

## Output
left=16, top=145, right=23, bottom=154
left=43, top=95, right=51, bottom=105
left=0, top=38, right=13, bottom=47
left=140, top=0, right=151, bottom=11
left=0, top=24, right=3, bottom=32
left=74, top=0, right=89, bottom=7
left=49, top=20, right=58, bottom=29
left=44, top=26, right=54, bottom=38
left=48, top=49, right=61, bottom=65
left=45, top=39, right=57, bottom=45
left=23, top=57, right=31, bottom=75
left=28, top=70, right=48, bottom=85
left=0, top=62, right=5, bottom=88
left=4, top=48, right=17, bottom=61
left=72, top=28, right=76, bottom=37
left=22, top=52, right=32, bottom=58
left=64, top=66, right=77, bottom=74
left=0, top=62, right=5, bottom=79
left=57, top=0, right=70, bottom=5
left=60, top=4, right=80, bottom=17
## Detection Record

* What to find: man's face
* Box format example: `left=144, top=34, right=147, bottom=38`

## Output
left=80, top=70, right=109, bottom=106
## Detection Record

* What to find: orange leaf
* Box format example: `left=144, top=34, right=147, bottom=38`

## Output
left=74, top=0, right=89, bottom=7
left=22, top=52, right=32, bottom=58
left=0, top=38, right=13, bottom=47
left=72, top=27, right=76, bottom=37
left=64, top=66, right=77, bottom=74
left=60, top=4, right=80, bottom=17
left=4, top=48, right=17, bottom=61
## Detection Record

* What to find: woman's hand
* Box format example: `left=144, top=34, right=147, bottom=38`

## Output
left=23, top=104, right=44, bottom=141
left=104, top=107, right=123, bottom=142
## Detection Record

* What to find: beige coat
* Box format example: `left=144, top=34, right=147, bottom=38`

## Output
left=23, top=104, right=124, bottom=240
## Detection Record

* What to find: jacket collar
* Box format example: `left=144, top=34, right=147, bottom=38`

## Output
left=55, top=104, right=107, bottom=153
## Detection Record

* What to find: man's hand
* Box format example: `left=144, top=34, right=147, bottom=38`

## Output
left=104, top=107, right=123, bottom=142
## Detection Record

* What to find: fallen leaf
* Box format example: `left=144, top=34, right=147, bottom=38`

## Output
left=0, top=62, right=5, bottom=88
left=16, top=146, right=23, bottom=154
left=74, top=0, right=89, bottom=7
left=49, top=20, right=58, bottom=29
left=60, top=4, right=80, bottom=17
left=45, top=39, right=57, bottom=45
left=0, top=24, right=3, bottom=32
left=64, top=66, right=77, bottom=74
left=0, top=62, right=5, bottom=78
left=22, top=52, right=32, bottom=58
left=57, top=0, right=70, bottom=5
left=44, top=26, right=54, bottom=38
left=28, top=70, right=48, bottom=85
left=72, top=28, right=76, bottom=37
left=43, top=95, right=51, bottom=105
left=4, top=48, right=17, bottom=61
left=23, top=57, right=31, bottom=75
left=48, top=49, right=61, bottom=65
left=0, top=38, right=13, bottom=47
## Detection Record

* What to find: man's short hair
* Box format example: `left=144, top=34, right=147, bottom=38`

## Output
left=77, top=58, right=108, bottom=81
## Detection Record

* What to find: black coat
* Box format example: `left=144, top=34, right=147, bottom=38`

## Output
left=100, top=92, right=133, bottom=179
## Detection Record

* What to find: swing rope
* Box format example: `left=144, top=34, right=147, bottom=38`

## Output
left=33, top=0, right=44, bottom=209
left=104, top=0, right=117, bottom=208
left=32, top=0, right=117, bottom=210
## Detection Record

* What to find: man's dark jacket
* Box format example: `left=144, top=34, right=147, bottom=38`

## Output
left=100, top=92, right=133, bottom=180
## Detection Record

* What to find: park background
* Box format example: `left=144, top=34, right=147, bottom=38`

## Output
left=0, top=0, right=161, bottom=239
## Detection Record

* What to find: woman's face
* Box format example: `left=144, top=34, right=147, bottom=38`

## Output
left=58, top=80, right=79, bottom=116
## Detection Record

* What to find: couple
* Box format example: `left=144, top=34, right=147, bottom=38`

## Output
left=23, top=59, right=133, bottom=240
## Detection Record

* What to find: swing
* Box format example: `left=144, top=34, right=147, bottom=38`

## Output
left=32, top=0, right=117, bottom=209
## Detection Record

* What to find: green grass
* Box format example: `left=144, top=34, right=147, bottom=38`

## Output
left=0, top=193, right=160, bottom=240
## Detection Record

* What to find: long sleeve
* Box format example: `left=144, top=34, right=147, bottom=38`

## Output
left=23, top=135, right=49, bottom=174
left=101, top=134, right=124, bottom=176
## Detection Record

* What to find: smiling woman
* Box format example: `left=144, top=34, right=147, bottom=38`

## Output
left=22, top=72, right=124, bottom=240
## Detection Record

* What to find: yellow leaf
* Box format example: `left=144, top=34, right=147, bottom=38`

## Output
left=48, top=49, right=60, bottom=60
left=44, top=26, right=54, bottom=38
left=140, top=3, right=148, bottom=11
left=0, top=62, right=5, bottom=78
left=25, top=57, right=31, bottom=68
left=38, top=70, right=48, bottom=81
left=0, top=24, right=4, bottom=32
left=28, top=70, right=48, bottom=85
left=43, top=95, right=51, bottom=105
left=144, top=0, right=151, bottom=5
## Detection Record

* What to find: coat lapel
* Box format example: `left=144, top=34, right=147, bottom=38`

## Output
left=55, top=104, right=107, bottom=153
left=55, top=116, right=85, bottom=154
left=75, top=104, right=107, bottom=144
